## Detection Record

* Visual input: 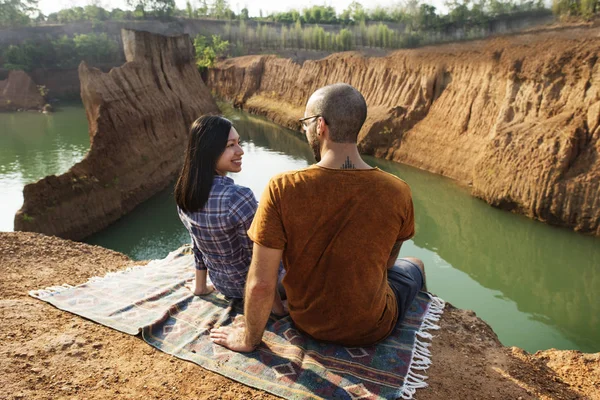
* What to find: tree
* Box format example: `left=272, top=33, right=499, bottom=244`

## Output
left=193, top=34, right=229, bottom=69
left=127, top=0, right=147, bottom=18
left=196, top=0, right=208, bottom=16
left=0, top=0, right=38, bottom=28
left=148, top=0, right=176, bottom=17
left=186, top=0, right=193, bottom=17
left=445, top=0, right=471, bottom=24
left=51, top=35, right=77, bottom=67
left=337, top=28, right=353, bottom=50
left=83, top=4, right=109, bottom=21
left=416, top=4, right=440, bottom=30
left=370, top=6, right=391, bottom=21
left=302, top=5, right=337, bottom=24
left=343, top=1, right=367, bottom=22
left=211, top=0, right=233, bottom=19
left=553, top=0, right=598, bottom=17
left=580, top=0, right=598, bottom=17
left=73, top=33, right=119, bottom=64
left=110, top=8, right=132, bottom=20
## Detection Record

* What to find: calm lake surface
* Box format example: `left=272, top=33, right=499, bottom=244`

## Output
left=1, top=103, right=599, bottom=354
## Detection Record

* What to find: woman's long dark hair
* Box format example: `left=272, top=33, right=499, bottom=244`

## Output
left=174, top=115, right=232, bottom=213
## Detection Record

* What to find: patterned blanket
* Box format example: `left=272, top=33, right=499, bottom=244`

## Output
left=30, top=246, right=444, bottom=400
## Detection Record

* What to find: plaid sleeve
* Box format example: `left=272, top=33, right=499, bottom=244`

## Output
left=190, top=233, right=207, bottom=271
left=228, top=186, right=258, bottom=254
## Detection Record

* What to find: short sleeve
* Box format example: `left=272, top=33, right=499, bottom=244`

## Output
left=228, top=186, right=258, bottom=231
left=228, top=186, right=258, bottom=255
left=396, top=188, right=415, bottom=242
left=248, top=178, right=287, bottom=250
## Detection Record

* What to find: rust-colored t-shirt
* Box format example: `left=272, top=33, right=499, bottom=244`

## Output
left=248, top=165, right=415, bottom=346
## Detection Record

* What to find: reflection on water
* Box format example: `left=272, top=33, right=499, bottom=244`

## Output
left=88, top=107, right=600, bottom=353
left=2, top=103, right=599, bottom=353
left=0, top=106, right=90, bottom=231
left=366, top=156, right=600, bottom=353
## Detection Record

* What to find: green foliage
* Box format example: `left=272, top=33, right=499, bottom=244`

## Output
left=194, top=34, right=229, bottom=69
left=37, top=84, right=48, bottom=97
left=552, top=0, right=598, bottom=18
left=124, top=0, right=175, bottom=19
left=73, top=33, right=119, bottom=64
left=0, top=0, right=38, bottom=28
left=51, top=35, right=77, bottom=67
left=83, top=5, right=109, bottom=21
left=3, top=44, right=32, bottom=70
left=21, top=213, right=34, bottom=222
left=210, top=0, right=234, bottom=19
left=2, top=34, right=120, bottom=71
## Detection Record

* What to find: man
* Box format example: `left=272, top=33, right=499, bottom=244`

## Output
left=210, top=83, right=426, bottom=352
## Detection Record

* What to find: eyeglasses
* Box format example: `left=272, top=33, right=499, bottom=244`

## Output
left=298, top=114, right=323, bottom=129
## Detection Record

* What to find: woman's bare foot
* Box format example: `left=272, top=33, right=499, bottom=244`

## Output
left=188, top=283, right=214, bottom=296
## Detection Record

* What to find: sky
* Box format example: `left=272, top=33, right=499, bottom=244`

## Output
left=37, top=0, right=449, bottom=18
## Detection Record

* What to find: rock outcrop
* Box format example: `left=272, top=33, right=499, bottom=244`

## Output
left=14, top=29, right=219, bottom=240
left=207, top=26, right=600, bottom=236
left=0, top=70, right=45, bottom=111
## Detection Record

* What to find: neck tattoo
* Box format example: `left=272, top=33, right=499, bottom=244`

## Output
left=341, top=156, right=356, bottom=169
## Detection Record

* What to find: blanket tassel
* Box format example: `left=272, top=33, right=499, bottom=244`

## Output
left=400, top=293, right=446, bottom=400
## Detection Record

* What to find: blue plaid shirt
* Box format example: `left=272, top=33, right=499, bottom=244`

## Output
left=178, top=175, right=258, bottom=298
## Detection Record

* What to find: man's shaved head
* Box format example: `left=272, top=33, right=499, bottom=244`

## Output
left=306, top=83, right=367, bottom=143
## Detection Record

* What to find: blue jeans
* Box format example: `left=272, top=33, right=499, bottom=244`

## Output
left=387, top=258, right=424, bottom=322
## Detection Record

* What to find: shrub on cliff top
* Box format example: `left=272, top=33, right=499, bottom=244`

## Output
left=194, top=34, right=229, bottom=70
left=1, top=34, right=120, bottom=71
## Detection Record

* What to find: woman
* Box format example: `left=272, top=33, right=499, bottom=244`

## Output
left=174, top=115, right=285, bottom=314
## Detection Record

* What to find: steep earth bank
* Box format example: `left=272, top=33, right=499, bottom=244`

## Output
left=0, top=70, right=45, bottom=111
left=14, top=29, right=219, bottom=240
left=207, top=25, right=600, bottom=236
left=1, top=231, right=598, bottom=399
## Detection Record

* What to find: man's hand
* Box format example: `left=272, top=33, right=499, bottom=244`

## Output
left=210, top=319, right=258, bottom=352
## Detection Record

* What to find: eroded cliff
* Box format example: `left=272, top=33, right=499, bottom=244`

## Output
left=14, top=29, right=219, bottom=240
left=207, top=26, right=600, bottom=236
left=0, top=70, right=45, bottom=111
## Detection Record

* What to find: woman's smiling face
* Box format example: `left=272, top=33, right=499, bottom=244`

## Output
left=215, top=127, right=244, bottom=176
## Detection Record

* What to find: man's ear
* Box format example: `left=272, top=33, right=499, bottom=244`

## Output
left=318, top=118, right=327, bottom=137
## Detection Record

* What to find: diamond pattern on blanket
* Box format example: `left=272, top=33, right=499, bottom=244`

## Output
left=30, top=246, right=444, bottom=400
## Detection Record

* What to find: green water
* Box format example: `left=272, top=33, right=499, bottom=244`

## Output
left=1, top=104, right=599, bottom=354
left=0, top=105, right=90, bottom=231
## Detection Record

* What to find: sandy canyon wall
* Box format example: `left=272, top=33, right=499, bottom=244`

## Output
left=14, top=29, right=219, bottom=240
left=0, top=70, right=45, bottom=111
left=207, top=26, right=600, bottom=236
